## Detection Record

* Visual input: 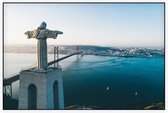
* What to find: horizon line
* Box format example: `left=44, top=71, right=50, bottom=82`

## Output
left=4, top=44, right=164, bottom=49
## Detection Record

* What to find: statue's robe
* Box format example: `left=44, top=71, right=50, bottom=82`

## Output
left=25, top=29, right=62, bottom=70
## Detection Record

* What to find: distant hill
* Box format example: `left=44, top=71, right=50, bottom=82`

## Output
left=4, top=45, right=164, bottom=57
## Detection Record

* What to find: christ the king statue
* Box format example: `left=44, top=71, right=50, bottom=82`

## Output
left=25, top=22, right=63, bottom=71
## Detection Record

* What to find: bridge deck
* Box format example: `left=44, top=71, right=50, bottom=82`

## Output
left=3, top=52, right=82, bottom=86
left=4, top=74, right=19, bottom=86
left=48, top=51, right=82, bottom=66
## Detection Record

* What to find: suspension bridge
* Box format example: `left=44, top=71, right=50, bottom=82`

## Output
left=3, top=46, right=82, bottom=99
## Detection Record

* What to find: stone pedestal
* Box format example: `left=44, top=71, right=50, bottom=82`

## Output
left=18, top=69, right=64, bottom=110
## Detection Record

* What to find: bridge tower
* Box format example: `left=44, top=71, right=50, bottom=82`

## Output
left=19, top=22, right=64, bottom=109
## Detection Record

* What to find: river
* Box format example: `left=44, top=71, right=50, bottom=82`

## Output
left=4, top=53, right=164, bottom=109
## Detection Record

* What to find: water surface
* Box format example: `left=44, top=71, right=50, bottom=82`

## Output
left=4, top=53, right=164, bottom=109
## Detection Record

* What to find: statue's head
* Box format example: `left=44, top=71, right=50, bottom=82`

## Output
left=38, top=22, right=47, bottom=30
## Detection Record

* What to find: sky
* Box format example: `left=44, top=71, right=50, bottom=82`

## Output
left=4, top=3, right=164, bottom=48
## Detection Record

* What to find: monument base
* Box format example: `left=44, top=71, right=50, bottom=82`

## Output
left=18, top=68, right=64, bottom=110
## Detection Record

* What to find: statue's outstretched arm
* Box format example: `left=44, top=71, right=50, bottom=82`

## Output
left=25, top=29, right=39, bottom=39
left=45, top=29, right=63, bottom=39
